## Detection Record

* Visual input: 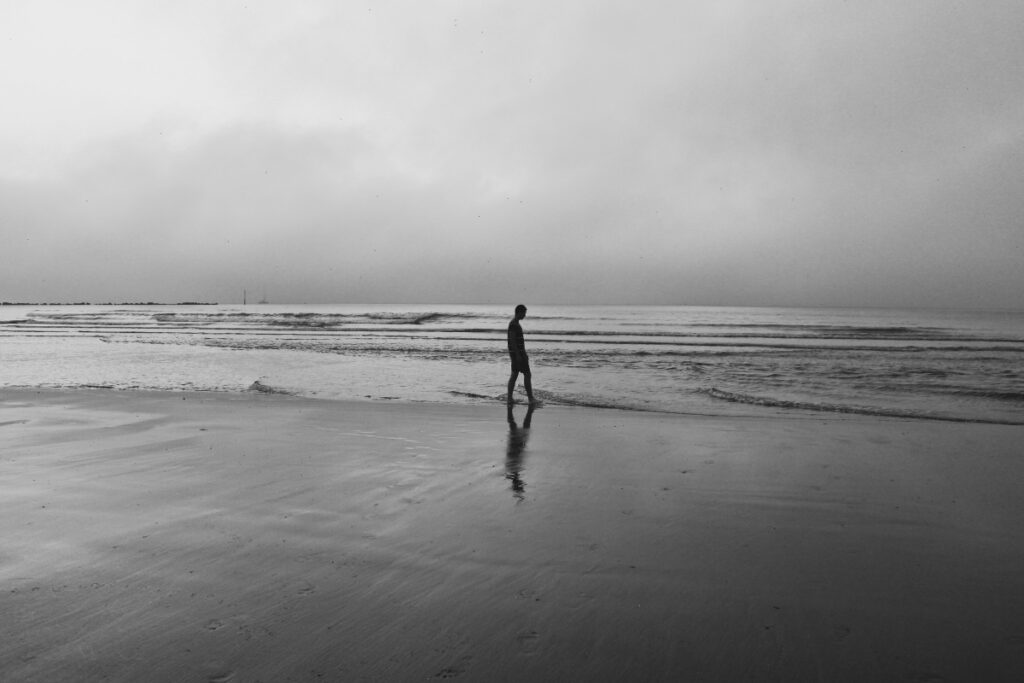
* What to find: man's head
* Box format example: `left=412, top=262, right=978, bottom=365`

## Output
left=514, top=304, right=527, bottom=320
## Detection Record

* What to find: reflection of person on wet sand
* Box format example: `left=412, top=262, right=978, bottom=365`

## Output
left=505, top=403, right=535, bottom=502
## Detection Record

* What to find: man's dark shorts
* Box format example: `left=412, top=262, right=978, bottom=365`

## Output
left=509, top=352, right=531, bottom=374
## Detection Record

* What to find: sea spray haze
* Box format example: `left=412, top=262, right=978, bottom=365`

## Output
left=2, top=304, right=1022, bottom=424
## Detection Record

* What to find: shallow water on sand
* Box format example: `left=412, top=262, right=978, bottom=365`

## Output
left=2, top=303, right=1022, bottom=424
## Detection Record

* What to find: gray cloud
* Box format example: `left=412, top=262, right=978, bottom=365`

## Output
left=2, top=1, right=1022, bottom=307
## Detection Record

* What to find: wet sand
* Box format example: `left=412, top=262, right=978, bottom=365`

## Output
left=2, top=389, right=1023, bottom=682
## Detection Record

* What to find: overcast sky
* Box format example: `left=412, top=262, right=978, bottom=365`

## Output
left=2, top=1, right=1022, bottom=308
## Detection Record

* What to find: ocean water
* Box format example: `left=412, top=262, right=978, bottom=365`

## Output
left=2, top=304, right=1022, bottom=425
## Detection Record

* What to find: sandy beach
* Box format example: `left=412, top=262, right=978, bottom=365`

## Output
left=2, top=389, right=1023, bottom=682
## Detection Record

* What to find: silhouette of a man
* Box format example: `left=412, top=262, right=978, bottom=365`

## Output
left=507, top=304, right=536, bottom=404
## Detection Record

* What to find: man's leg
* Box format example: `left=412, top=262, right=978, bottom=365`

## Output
left=523, top=371, right=535, bottom=403
left=508, top=370, right=519, bottom=402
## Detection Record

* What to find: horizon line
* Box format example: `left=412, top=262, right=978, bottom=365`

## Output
left=2, top=300, right=1022, bottom=314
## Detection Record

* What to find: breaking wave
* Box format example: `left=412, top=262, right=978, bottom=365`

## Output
left=4, top=303, right=1022, bottom=425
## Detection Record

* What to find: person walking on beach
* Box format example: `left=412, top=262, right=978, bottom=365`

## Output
left=507, top=304, right=536, bottom=404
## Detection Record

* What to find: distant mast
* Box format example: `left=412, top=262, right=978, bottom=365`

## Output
left=243, top=289, right=247, bottom=306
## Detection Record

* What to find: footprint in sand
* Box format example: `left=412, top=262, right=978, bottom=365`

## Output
left=297, top=582, right=316, bottom=596
left=515, top=630, right=541, bottom=654
left=433, top=654, right=473, bottom=678
left=515, top=588, right=541, bottom=602
left=208, top=672, right=236, bottom=683
left=205, top=619, right=225, bottom=631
